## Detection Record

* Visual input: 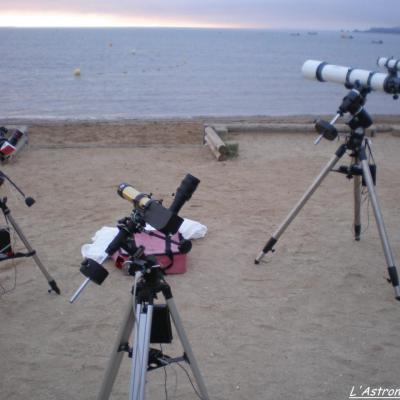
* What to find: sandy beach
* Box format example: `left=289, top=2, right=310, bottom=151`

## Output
left=1, top=116, right=400, bottom=400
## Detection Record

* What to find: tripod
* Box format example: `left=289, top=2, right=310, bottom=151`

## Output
left=0, top=172, right=60, bottom=294
left=254, top=86, right=400, bottom=301
left=97, top=260, right=209, bottom=400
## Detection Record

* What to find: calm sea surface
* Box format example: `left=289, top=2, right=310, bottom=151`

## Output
left=0, top=28, right=398, bottom=120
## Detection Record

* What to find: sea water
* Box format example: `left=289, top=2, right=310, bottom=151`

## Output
left=0, top=28, right=398, bottom=120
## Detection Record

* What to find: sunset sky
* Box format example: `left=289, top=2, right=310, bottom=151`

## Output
left=0, top=0, right=399, bottom=29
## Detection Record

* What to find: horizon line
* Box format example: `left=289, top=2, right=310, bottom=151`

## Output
left=0, top=25, right=357, bottom=31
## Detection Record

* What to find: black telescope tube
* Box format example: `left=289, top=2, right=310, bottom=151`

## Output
left=169, top=174, right=200, bottom=214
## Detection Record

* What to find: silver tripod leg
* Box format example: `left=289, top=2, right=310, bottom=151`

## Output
left=353, top=171, right=362, bottom=241
left=6, top=212, right=60, bottom=294
left=255, top=144, right=347, bottom=264
left=97, top=298, right=136, bottom=400
left=166, top=297, right=210, bottom=400
left=129, top=303, right=153, bottom=400
left=360, top=151, right=400, bottom=300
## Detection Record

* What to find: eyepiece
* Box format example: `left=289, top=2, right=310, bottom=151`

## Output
left=169, top=174, right=200, bottom=214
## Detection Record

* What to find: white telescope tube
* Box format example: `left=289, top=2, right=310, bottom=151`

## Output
left=377, top=57, right=400, bottom=72
left=302, top=60, right=398, bottom=94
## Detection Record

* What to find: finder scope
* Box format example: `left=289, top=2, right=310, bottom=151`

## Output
left=302, top=60, right=400, bottom=95
left=377, top=57, right=400, bottom=73
left=118, top=184, right=150, bottom=208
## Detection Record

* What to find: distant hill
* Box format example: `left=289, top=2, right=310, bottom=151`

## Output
left=354, top=26, right=400, bottom=34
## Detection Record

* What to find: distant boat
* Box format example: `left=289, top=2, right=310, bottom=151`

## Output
left=371, top=39, right=384, bottom=44
left=290, top=32, right=300, bottom=36
left=307, top=31, right=318, bottom=35
left=341, top=33, right=354, bottom=39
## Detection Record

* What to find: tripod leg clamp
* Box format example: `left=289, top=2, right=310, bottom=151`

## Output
left=388, top=266, right=399, bottom=287
left=387, top=266, right=400, bottom=301
left=354, top=225, right=361, bottom=241
left=48, top=280, right=61, bottom=295
left=262, top=237, right=277, bottom=255
left=335, top=143, right=348, bottom=158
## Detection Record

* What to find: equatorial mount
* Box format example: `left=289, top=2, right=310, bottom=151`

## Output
left=70, top=207, right=192, bottom=303
left=313, top=81, right=373, bottom=145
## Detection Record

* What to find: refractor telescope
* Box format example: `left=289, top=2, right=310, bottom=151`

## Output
left=302, top=60, right=400, bottom=95
left=117, top=182, right=182, bottom=235
left=118, top=173, right=200, bottom=235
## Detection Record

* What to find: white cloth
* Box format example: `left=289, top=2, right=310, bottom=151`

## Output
left=179, top=218, right=207, bottom=239
left=80, top=226, right=118, bottom=263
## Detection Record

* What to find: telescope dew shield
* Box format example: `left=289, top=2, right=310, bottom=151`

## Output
left=302, top=60, right=399, bottom=95
left=169, top=174, right=200, bottom=214
left=117, top=183, right=183, bottom=235
left=118, top=183, right=150, bottom=208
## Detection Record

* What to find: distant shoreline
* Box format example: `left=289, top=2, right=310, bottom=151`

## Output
left=355, top=27, right=400, bottom=34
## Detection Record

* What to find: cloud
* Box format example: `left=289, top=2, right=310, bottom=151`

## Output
left=0, top=0, right=399, bottom=28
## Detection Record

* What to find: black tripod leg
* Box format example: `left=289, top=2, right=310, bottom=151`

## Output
left=6, top=213, right=60, bottom=294
left=360, top=145, right=400, bottom=300
left=255, top=143, right=347, bottom=264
